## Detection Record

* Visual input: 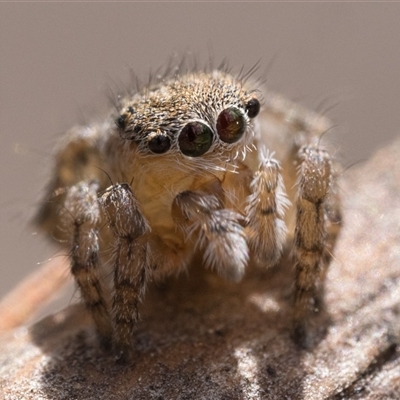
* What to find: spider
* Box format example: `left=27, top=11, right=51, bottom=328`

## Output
left=35, top=64, right=342, bottom=362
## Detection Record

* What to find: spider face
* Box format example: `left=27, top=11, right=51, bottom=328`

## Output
left=115, top=72, right=260, bottom=164
left=36, top=66, right=340, bottom=361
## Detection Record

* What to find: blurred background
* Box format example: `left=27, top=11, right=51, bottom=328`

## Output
left=1, top=3, right=399, bottom=312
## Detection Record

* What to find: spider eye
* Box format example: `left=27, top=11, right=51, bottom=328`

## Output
left=148, top=134, right=171, bottom=154
left=245, top=98, right=260, bottom=119
left=116, top=114, right=128, bottom=130
left=116, top=107, right=135, bottom=131
left=216, top=107, right=246, bottom=143
left=178, top=122, right=213, bottom=157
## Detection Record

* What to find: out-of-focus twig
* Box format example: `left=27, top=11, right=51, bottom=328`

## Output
left=0, top=254, right=70, bottom=332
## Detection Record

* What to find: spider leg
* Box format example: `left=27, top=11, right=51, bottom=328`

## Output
left=244, top=151, right=290, bottom=267
left=292, top=146, right=333, bottom=346
left=64, top=181, right=113, bottom=349
left=172, top=190, right=248, bottom=282
left=99, top=183, right=151, bottom=363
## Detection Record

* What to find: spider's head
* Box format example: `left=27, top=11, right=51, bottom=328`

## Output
left=114, top=71, right=261, bottom=172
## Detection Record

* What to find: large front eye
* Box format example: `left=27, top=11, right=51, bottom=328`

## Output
left=216, top=107, right=246, bottom=143
left=178, top=122, right=213, bottom=157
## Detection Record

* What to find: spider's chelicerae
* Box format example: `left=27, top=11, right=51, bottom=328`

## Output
left=36, top=65, right=342, bottom=362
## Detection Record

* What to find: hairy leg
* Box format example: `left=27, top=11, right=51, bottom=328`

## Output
left=64, top=181, right=113, bottom=349
left=245, top=151, right=290, bottom=267
left=99, top=183, right=151, bottom=362
left=292, top=146, right=334, bottom=346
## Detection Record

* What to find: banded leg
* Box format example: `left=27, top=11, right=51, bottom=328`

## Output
left=292, top=146, right=332, bottom=346
left=245, top=151, right=290, bottom=267
left=64, top=181, right=113, bottom=349
left=99, top=183, right=150, bottom=362
left=172, top=190, right=248, bottom=282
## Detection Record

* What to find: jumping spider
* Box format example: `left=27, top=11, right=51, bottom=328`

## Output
left=36, top=64, right=341, bottom=362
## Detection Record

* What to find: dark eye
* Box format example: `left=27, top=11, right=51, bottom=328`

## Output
left=116, top=114, right=128, bottom=130
left=116, top=106, right=135, bottom=131
left=245, top=98, right=260, bottom=119
left=216, top=107, right=246, bottom=143
left=148, top=134, right=171, bottom=154
left=178, top=122, right=213, bottom=157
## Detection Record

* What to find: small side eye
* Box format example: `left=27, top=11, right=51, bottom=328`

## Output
left=178, top=122, right=213, bottom=157
left=116, top=107, right=135, bottom=131
left=216, top=107, right=246, bottom=144
left=245, top=98, right=260, bottom=119
left=116, top=114, right=128, bottom=130
left=148, top=134, right=171, bottom=154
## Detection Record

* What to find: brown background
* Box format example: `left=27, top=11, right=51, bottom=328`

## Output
left=1, top=3, right=399, bottom=304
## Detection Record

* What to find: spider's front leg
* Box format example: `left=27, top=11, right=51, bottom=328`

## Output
left=244, top=153, right=290, bottom=267
left=99, top=183, right=151, bottom=362
left=64, top=181, right=113, bottom=349
left=171, top=183, right=248, bottom=282
left=292, top=146, right=334, bottom=347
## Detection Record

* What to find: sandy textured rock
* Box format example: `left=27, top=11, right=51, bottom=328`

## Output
left=1, top=138, right=400, bottom=399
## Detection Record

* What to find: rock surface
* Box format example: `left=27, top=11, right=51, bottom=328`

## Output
left=1, top=139, right=400, bottom=399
